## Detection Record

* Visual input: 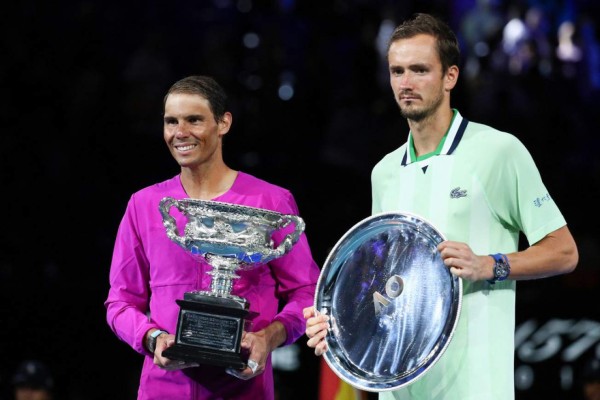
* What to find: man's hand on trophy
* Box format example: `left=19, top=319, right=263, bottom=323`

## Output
left=153, top=333, right=200, bottom=371
left=225, top=358, right=261, bottom=380
left=303, top=306, right=329, bottom=356
left=226, top=322, right=286, bottom=380
left=225, top=330, right=268, bottom=380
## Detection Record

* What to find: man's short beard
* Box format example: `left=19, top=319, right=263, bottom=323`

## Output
left=400, top=107, right=429, bottom=121
left=398, top=90, right=444, bottom=122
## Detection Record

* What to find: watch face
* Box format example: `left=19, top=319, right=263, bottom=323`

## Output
left=495, top=264, right=509, bottom=279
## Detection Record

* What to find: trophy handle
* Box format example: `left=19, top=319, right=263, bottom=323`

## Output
left=271, top=214, right=305, bottom=259
left=159, top=197, right=186, bottom=247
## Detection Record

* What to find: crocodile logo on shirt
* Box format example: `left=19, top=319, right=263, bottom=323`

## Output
left=450, top=187, right=467, bottom=199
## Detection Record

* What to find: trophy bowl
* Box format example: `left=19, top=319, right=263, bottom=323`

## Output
left=315, top=212, right=462, bottom=392
left=158, top=197, right=305, bottom=369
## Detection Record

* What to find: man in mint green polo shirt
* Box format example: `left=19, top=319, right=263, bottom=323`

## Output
left=305, top=13, right=578, bottom=400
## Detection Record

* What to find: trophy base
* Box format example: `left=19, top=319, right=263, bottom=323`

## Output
left=162, top=344, right=247, bottom=370
left=162, top=292, right=258, bottom=370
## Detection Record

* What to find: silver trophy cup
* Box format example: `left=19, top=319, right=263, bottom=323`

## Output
left=159, top=197, right=305, bottom=369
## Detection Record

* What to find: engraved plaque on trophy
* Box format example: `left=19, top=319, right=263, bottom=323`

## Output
left=158, top=197, right=305, bottom=370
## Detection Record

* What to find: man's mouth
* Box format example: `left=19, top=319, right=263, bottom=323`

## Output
left=175, top=144, right=197, bottom=151
left=400, top=95, right=420, bottom=101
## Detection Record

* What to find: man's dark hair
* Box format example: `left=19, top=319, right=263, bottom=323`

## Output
left=387, top=13, right=460, bottom=73
left=164, top=75, right=228, bottom=122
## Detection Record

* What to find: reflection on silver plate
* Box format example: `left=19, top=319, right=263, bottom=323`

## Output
left=315, top=212, right=462, bottom=392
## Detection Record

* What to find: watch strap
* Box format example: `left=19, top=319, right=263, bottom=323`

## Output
left=147, top=329, right=168, bottom=353
left=487, top=253, right=510, bottom=284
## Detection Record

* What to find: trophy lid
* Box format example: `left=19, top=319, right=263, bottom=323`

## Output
left=315, top=212, right=462, bottom=392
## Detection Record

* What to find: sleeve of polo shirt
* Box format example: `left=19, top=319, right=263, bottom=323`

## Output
left=486, top=134, right=567, bottom=245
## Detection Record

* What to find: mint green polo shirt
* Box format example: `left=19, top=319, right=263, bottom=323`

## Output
left=372, top=111, right=566, bottom=400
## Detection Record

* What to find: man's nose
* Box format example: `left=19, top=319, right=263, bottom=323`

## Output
left=399, top=73, right=413, bottom=88
left=174, top=123, right=189, bottom=137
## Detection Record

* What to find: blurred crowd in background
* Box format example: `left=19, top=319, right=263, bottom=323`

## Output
left=1, top=0, right=599, bottom=399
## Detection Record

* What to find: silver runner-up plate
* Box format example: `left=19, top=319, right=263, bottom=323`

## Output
left=315, top=212, right=462, bottom=392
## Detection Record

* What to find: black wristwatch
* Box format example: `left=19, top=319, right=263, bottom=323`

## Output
left=147, top=329, right=168, bottom=353
left=488, top=253, right=510, bottom=284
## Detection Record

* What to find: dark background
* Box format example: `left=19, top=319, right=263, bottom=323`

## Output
left=1, top=0, right=599, bottom=399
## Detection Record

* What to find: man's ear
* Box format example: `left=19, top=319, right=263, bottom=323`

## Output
left=218, top=112, right=233, bottom=137
left=444, top=65, right=459, bottom=91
